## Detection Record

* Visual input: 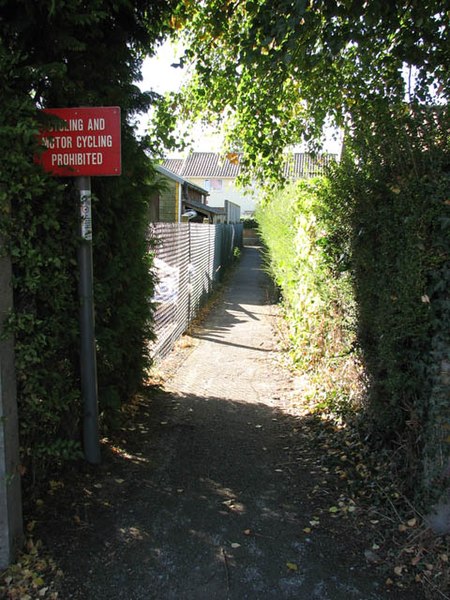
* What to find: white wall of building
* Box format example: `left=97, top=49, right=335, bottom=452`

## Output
left=186, top=177, right=258, bottom=215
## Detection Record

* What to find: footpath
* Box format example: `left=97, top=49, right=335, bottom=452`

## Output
left=33, top=244, right=423, bottom=599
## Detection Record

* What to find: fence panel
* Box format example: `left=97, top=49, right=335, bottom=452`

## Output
left=149, top=222, right=243, bottom=360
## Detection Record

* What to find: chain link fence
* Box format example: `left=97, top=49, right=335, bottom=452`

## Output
left=149, top=222, right=243, bottom=360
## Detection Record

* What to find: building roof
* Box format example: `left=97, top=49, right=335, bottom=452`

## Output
left=155, top=164, right=209, bottom=196
left=183, top=198, right=225, bottom=216
left=161, top=159, right=184, bottom=176
left=163, top=153, right=241, bottom=178
left=283, top=153, right=337, bottom=179
left=162, top=152, right=337, bottom=180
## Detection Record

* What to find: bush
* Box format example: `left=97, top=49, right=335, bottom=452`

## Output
left=321, top=105, right=450, bottom=502
left=0, top=0, right=169, bottom=489
left=257, top=104, right=450, bottom=506
left=256, top=178, right=357, bottom=390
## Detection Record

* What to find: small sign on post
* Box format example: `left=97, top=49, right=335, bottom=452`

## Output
left=37, top=106, right=121, bottom=465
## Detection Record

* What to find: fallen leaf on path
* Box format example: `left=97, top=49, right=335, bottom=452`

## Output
left=286, top=562, right=298, bottom=571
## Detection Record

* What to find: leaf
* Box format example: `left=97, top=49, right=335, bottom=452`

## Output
left=329, top=506, right=339, bottom=513
left=226, top=152, right=240, bottom=165
left=231, top=543, right=241, bottom=548
left=303, top=527, right=311, bottom=533
left=286, top=562, right=298, bottom=571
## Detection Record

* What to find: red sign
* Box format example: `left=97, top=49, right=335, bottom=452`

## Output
left=37, top=107, right=121, bottom=177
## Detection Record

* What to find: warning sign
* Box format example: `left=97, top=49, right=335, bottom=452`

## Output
left=37, top=107, right=121, bottom=177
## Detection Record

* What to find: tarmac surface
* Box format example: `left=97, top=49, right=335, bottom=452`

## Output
left=40, top=244, right=423, bottom=599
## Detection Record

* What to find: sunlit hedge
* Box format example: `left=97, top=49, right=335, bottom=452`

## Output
left=257, top=105, right=450, bottom=506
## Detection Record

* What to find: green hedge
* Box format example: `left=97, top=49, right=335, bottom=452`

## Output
left=257, top=105, right=450, bottom=505
left=256, top=178, right=356, bottom=373
left=0, top=0, right=172, bottom=489
left=327, top=107, right=450, bottom=502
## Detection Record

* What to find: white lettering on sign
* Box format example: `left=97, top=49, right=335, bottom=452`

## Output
left=38, top=107, right=121, bottom=176
left=76, top=135, right=113, bottom=149
left=87, top=118, right=106, bottom=131
left=69, top=119, right=84, bottom=131
left=51, top=153, right=104, bottom=166
left=49, top=118, right=84, bottom=132
left=42, top=136, right=73, bottom=149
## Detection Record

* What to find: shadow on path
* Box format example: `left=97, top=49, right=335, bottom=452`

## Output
left=36, top=246, right=423, bottom=600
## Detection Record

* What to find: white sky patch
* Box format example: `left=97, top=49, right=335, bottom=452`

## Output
left=140, top=41, right=186, bottom=95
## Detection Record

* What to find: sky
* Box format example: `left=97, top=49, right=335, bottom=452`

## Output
left=137, top=41, right=343, bottom=156
left=136, top=41, right=223, bottom=153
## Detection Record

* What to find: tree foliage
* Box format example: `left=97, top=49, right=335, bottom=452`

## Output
left=1, top=0, right=175, bottom=485
left=158, top=0, right=448, bottom=179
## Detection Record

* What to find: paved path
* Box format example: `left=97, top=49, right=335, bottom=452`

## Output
left=48, top=245, right=418, bottom=599
left=147, top=245, right=385, bottom=600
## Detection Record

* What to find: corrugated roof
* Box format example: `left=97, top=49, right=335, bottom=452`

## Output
left=162, top=152, right=337, bottom=180
left=162, top=159, right=183, bottom=175
left=283, top=153, right=337, bottom=179
left=163, top=153, right=241, bottom=178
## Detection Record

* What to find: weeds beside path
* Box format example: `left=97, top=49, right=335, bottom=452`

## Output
left=2, top=245, right=426, bottom=599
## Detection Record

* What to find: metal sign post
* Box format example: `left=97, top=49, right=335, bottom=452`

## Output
left=76, top=176, right=100, bottom=464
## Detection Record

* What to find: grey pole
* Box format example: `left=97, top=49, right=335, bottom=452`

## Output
left=76, top=177, right=101, bottom=464
left=0, top=222, right=23, bottom=569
